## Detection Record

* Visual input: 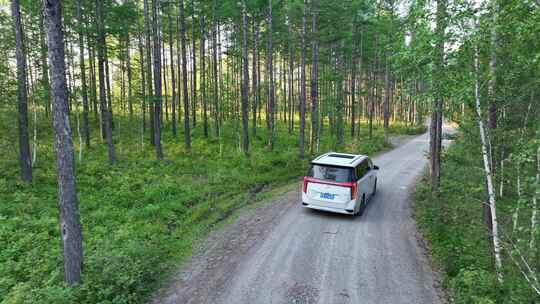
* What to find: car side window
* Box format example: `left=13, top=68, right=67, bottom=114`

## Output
left=356, top=160, right=369, bottom=180
left=355, top=165, right=363, bottom=180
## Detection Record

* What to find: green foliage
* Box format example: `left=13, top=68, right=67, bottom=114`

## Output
left=415, top=126, right=540, bottom=304
left=0, top=106, right=422, bottom=303
left=0, top=12, right=15, bottom=106
left=451, top=268, right=498, bottom=304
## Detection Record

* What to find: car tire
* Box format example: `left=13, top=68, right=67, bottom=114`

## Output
left=357, top=194, right=366, bottom=216
left=373, top=179, right=377, bottom=195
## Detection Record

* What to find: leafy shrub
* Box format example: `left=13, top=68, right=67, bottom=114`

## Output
left=450, top=268, right=497, bottom=304
left=0, top=109, right=421, bottom=303
left=414, top=128, right=540, bottom=304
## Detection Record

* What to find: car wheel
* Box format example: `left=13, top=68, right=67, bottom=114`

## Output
left=373, top=179, right=377, bottom=195
left=357, top=194, right=366, bottom=216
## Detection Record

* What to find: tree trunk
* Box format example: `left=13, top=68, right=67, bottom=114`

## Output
left=144, top=0, right=155, bottom=146
left=336, top=50, right=344, bottom=147
left=310, top=6, right=318, bottom=154
left=162, top=28, right=168, bottom=123
left=430, top=0, right=445, bottom=194
left=513, top=165, right=522, bottom=233
left=474, top=39, right=503, bottom=283
left=267, top=0, right=275, bottom=150
left=151, top=0, right=164, bottom=159
left=180, top=0, right=191, bottom=150
left=530, top=147, right=539, bottom=250
left=212, top=0, right=220, bottom=138
left=200, top=15, right=208, bottom=138
left=288, top=25, right=294, bottom=134
left=282, top=57, right=287, bottom=126
left=191, top=0, right=197, bottom=128
left=357, top=30, right=363, bottom=139
left=68, top=39, right=83, bottom=161
left=120, top=38, right=126, bottom=115
left=299, top=1, right=307, bottom=158
left=351, top=45, right=357, bottom=139
left=217, top=23, right=224, bottom=127
left=42, top=0, right=83, bottom=285
left=76, top=0, right=90, bottom=148
left=95, top=0, right=116, bottom=164
left=368, top=63, right=374, bottom=139
left=138, top=32, right=146, bottom=147
left=240, top=0, right=250, bottom=154
left=485, top=0, right=498, bottom=229
left=383, top=52, right=390, bottom=140
left=257, top=30, right=262, bottom=124
left=88, top=40, right=98, bottom=122
left=28, top=62, right=38, bottom=166
left=168, top=11, right=177, bottom=138
left=176, top=3, right=183, bottom=126
left=38, top=10, right=51, bottom=118
left=126, top=32, right=133, bottom=120
left=105, top=55, right=113, bottom=127
left=66, top=40, right=74, bottom=115
left=487, top=0, right=498, bottom=131
left=252, top=17, right=258, bottom=136
left=11, top=0, right=32, bottom=182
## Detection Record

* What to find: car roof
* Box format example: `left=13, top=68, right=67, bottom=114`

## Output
left=311, top=152, right=368, bottom=168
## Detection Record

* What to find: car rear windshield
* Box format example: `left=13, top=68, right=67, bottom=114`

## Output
left=308, top=164, right=353, bottom=183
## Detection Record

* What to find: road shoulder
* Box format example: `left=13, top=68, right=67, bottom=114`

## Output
left=150, top=184, right=299, bottom=304
left=409, top=174, right=450, bottom=304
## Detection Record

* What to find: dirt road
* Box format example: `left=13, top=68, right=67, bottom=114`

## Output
left=153, top=131, right=447, bottom=304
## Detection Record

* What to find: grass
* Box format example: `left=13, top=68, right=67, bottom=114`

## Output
left=0, top=107, right=425, bottom=303
left=413, top=124, right=540, bottom=304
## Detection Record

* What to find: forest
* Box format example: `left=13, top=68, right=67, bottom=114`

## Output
left=0, top=0, right=539, bottom=303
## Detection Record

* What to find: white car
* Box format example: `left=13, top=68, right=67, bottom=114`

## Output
left=301, top=152, right=379, bottom=216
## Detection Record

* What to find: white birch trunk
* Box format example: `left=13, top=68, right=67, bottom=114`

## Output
left=513, top=165, right=521, bottom=233
left=531, top=147, right=539, bottom=250
left=76, top=97, right=83, bottom=162
left=474, top=42, right=504, bottom=283
left=141, top=97, right=144, bottom=151
left=506, top=240, right=540, bottom=296
left=499, top=157, right=504, bottom=197
left=32, top=91, right=37, bottom=166
left=513, top=101, right=533, bottom=233
left=499, top=107, right=506, bottom=197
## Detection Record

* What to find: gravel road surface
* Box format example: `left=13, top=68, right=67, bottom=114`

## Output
left=152, top=131, right=447, bottom=304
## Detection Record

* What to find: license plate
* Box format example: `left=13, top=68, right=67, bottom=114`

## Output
left=320, top=192, right=335, bottom=200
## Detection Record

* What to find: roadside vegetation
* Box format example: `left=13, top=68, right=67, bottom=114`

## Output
left=0, top=107, right=423, bottom=303
left=411, top=0, right=540, bottom=301
left=2, top=0, right=430, bottom=301
left=2, top=0, right=538, bottom=302
left=415, top=119, right=539, bottom=304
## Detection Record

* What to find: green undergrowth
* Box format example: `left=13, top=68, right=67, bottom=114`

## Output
left=414, top=125, right=540, bottom=304
left=0, top=107, right=424, bottom=303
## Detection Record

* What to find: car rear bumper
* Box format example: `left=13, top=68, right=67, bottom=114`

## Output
left=301, top=203, right=354, bottom=215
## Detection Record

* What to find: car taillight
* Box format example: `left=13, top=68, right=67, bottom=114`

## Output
left=350, top=182, right=357, bottom=200
left=302, top=177, right=356, bottom=199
